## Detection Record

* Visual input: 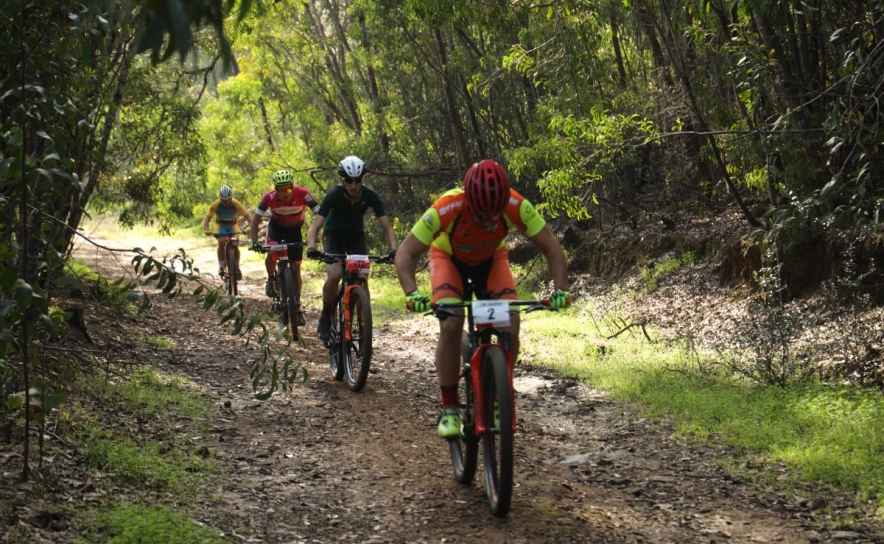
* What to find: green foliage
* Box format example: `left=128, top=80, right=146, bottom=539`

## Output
left=514, top=298, right=884, bottom=509
left=78, top=365, right=215, bottom=490
left=639, top=251, right=695, bottom=293
left=79, top=503, right=227, bottom=544
left=134, top=0, right=259, bottom=67
left=108, top=366, right=206, bottom=421
left=126, top=246, right=308, bottom=399
left=507, top=108, right=659, bottom=220
left=83, top=430, right=213, bottom=489
left=143, top=336, right=175, bottom=351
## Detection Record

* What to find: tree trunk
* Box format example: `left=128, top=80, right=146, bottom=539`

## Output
left=434, top=29, right=470, bottom=168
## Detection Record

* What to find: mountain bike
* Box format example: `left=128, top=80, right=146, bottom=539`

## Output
left=253, top=241, right=306, bottom=340
left=207, top=232, right=240, bottom=296
left=429, top=293, right=555, bottom=518
left=315, top=251, right=394, bottom=392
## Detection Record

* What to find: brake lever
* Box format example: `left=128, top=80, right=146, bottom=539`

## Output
left=427, top=307, right=456, bottom=321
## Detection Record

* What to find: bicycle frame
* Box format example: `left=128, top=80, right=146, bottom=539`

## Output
left=445, top=304, right=516, bottom=437
left=265, top=242, right=301, bottom=281
left=207, top=232, right=239, bottom=275
left=207, top=232, right=239, bottom=295
left=323, top=253, right=385, bottom=342
left=259, top=241, right=306, bottom=337
left=436, top=299, right=548, bottom=435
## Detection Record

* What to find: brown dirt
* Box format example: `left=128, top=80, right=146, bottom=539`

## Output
left=3, top=224, right=883, bottom=543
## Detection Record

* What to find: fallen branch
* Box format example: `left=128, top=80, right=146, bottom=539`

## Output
left=607, top=320, right=653, bottom=342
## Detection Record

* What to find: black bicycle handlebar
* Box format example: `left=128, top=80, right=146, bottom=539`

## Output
left=313, top=251, right=395, bottom=265
left=427, top=299, right=553, bottom=320
left=250, top=241, right=307, bottom=254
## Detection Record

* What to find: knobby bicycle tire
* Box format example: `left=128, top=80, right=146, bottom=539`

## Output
left=448, top=332, right=478, bottom=484
left=281, top=266, right=299, bottom=339
left=481, top=346, right=514, bottom=517
left=343, top=286, right=372, bottom=392
left=329, top=295, right=345, bottom=381
left=225, top=244, right=238, bottom=296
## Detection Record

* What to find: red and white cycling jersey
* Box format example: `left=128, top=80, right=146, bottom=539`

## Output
left=255, top=187, right=320, bottom=227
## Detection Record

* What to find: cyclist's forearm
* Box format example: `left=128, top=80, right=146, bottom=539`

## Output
left=531, top=226, right=570, bottom=290
left=306, top=215, right=325, bottom=247
left=378, top=216, right=398, bottom=249
left=394, top=234, right=428, bottom=294
left=249, top=214, right=261, bottom=241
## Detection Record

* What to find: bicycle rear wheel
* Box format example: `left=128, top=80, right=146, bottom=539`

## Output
left=481, top=346, right=514, bottom=517
left=281, top=267, right=299, bottom=339
left=225, top=244, right=238, bottom=296
left=343, top=287, right=372, bottom=392
left=329, top=299, right=345, bottom=381
left=448, top=332, right=478, bottom=484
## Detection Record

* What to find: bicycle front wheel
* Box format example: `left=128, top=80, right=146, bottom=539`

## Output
left=225, top=244, right=238, bottom=296
left=448, top=332, right=478, bottom=484
left=281, top=267, right=299, bottom=339
left=329, top=299, right=345, bottom=381
left=343, top=287, right=372, bottom=392
left=481, top=346, right=514, bottom=517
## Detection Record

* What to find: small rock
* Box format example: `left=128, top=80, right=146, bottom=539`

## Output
left=831, top=531, right=862, bottom=541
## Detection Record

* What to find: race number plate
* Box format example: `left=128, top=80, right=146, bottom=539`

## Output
left=347, top=255, right=372, bottom=277
left=471, top=300, right=511, bottom=327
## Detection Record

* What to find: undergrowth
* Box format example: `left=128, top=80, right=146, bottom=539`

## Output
left=77, top=504, right=227, bottom=544
left=64, top=364, right=222, bottom=540
left=514, top=295, right=884, bottom=519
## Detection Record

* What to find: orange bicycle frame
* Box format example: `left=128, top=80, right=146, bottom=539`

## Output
left=341, top=255, right=371, bottom=342
left=469, top=341, right=517, bottom=436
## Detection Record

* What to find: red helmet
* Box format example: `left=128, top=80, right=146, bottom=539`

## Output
left=463, top=160, right=511, bottom=218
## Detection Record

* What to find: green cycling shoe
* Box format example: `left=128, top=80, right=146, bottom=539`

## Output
left=437, top=407, right=462, bottom=439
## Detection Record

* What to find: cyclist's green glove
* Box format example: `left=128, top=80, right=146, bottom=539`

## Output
left=549, top=289, right=572, bottom=310
left=405, top=291, right=431, bottom=313
left=250, top=240, right=261, bottom=251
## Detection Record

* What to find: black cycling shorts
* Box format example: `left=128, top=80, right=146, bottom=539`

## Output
left=322, top=230, right=367, bottom=256
left=267, top=220, right=304, bottom=261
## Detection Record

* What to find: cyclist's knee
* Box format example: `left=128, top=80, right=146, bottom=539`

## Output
left=439, top=316, right=464, bottom=337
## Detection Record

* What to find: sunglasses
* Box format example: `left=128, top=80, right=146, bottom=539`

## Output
left=277, top=186, right=293, bottom=194
left=342, top=177, right=363, bottom=185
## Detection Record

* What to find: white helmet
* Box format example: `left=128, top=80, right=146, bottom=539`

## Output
left=337, top=156, right=365, bottom=179
left=219, top=185, right=233, bottom=199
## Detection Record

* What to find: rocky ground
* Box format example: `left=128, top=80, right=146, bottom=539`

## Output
left=2, top=224, right=883, bottom=543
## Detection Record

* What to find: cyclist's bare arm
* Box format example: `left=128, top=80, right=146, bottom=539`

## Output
left=528, top=225, right=570, bottom=291
left=394, top=232, right=430, bottom=294
left=249, top=211, right=264, bottom=244
left=376, top=215, right=398, bottom=251
left=202, top=207, right=215, bottom=232
left=306, top=214, right=326, bottom=248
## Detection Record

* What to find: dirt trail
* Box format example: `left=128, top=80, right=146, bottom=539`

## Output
left=69, top=232, right=874, bottom=544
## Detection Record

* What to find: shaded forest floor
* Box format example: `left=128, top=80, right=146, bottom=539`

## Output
left=2, top=223, right=883, bottom=543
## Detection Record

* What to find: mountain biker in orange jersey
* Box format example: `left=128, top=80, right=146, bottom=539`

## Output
left=305, top=155, right=398, bottom=341
left=394, top=159, right=571, bottom=438
left=203, top=184, right=253, bottom=279
left=249, top=170, right=320, bottom=300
